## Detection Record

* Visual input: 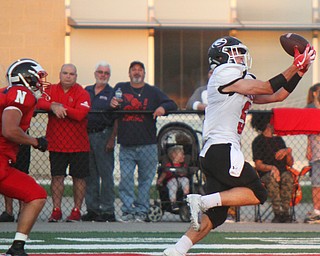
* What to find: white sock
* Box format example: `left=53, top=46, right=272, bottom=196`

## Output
left=201, top=193, right=222, bottom=209
left=175, top=235, right=193, bottom=255
left=14, top=232, right=28, bottom=242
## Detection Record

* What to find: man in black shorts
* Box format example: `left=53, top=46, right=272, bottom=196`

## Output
left=37, top=63, right=91, bottom=222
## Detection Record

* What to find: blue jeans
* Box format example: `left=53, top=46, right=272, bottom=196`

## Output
left=119, top=144, right=158, bottom=215
left=85, top=127, right=115, bottom=214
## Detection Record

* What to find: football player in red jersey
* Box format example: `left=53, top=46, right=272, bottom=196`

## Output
left=0, top=59, right=48, bottom=256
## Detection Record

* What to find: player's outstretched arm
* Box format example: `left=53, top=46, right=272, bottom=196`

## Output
left=222, top=44, right=315, bottom=104
left=224, top=62, right=300, bottom=96
left=253, top=45, right=316, bottom=104
left=254, top=45, right=316, bottom=104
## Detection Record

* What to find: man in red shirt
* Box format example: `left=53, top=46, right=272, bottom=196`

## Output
left=0, top=58, right=48, bottom=256
left=37, top=63, right=91, bottom=222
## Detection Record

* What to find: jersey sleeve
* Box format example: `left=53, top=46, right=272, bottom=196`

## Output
left=5, top=87, right=36, bottom=115
left=64, top=88, right=91, bottom=121
left=210, top=64, right=246, bottom=89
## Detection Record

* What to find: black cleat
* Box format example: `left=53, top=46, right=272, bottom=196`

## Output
left=5, top=247, right=28, bottom=256
left=81, top=211, right=98, bottom=221
left=0, top=211, right=15, bottom=222
left=95, top=212, right=116, bottom=222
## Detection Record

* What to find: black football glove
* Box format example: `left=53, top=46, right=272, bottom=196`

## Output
left=34, top=136, right=48, bottom=152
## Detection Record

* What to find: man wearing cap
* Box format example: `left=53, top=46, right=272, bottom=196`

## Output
left=109, top=61, right=177, bottom=222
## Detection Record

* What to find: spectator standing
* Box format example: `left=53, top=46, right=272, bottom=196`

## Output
left=251, top=112, right=294, bottom=223
left=37, top=63, right=91, bottom=222
left=157, top=145, right=190, bottom=212
left=305, top=83, right=320, bottom=223
left=110, top=61, right=177, bottom=222
left=0, top=59, right=48, bottom=256
left=185, top=68, right=213, bottom=111
left=82, top=61, right=117, bottom=222
left=163, top=36, right=315, bottom=256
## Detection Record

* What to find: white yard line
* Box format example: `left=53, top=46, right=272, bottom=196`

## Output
left=1, top=243, right=320, bottom=251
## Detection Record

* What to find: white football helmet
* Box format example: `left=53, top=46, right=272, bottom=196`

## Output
left=208, top=36, right=252, bottom=70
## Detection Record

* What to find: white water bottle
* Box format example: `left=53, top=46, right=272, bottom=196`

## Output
left=115, top=88, right=122, bottom=107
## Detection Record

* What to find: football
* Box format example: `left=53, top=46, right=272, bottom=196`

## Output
left=280, top=33, right=309, bottom=57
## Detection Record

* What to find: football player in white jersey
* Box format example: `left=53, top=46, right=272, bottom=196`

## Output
left=163, top=36, right=316, bottom=256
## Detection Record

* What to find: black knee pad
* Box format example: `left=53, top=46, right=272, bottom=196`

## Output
left=205, top=206, right=229, bottom=228
left=249, top=178, right=268, bottom=204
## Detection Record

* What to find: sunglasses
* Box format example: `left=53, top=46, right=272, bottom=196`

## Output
left=96, top=70, right=110, bottom=75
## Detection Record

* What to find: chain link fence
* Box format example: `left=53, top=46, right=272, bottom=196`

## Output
left=0, top=110, right=313, bottom=223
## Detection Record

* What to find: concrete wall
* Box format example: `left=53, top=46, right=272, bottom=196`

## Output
left=70, top=28, right=149, bottom=86
left=69, top=0, right=148, bottom=22
left=69, top=0, right=231, bottom=23
left=237, top=0, right=312, bottom=23
left=153, top=0, right=231, bottom=22
left=0, top=0, right=65, bottom=85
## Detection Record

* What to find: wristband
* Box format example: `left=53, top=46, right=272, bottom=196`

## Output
left=268, top=74, right=287, bottom=93
left=283, top=73, right=302, bottom=93
left=193, top=101, right=201, bottom=110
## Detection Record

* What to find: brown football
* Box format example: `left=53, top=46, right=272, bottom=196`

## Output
left=280, top=33, right=309, bottom=56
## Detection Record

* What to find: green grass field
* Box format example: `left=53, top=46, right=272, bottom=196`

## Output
left=1, top=231, right=320, bottom=254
